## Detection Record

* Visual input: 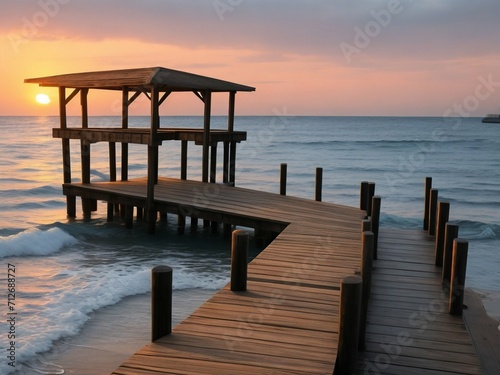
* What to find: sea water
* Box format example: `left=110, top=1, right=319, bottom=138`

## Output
left=0, top=116, right=499, bottom=374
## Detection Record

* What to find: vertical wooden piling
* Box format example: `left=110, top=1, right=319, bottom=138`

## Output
left=231, top=230, right=249, bottom=292
left=280, top=163, right=287, bottom=196
left=371, top=196, right=381, bottom=260
left=360, top=181, right=369, bottom=212
left=435, top=201, right=450, bottom=267
left=125, top=205, right=134, bottom=229
left=367, top=182, right=375, bottom=217
left=442, top=223, right=459, bottom=285
left=428, top=189, right=438, bottom=236
left=362, top=218, right=371, bottom=232
left=423, top=177, right=432, bottom=230
left=335, top=276, right=362, bottom=375
left=151, top=266, right=173, bottom=342
left=449, top=239, right=469, bottom=315
left=81, top=90, right=91, bottom=222
left=359, top=231, right=374, bottom=350
left=315, top=167, right=323, bottom=202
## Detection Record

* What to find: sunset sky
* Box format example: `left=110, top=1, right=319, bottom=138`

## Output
left=1, top=0, right=500, bottom=116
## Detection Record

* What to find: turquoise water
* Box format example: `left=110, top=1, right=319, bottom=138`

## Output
left=0, top=116, right=499, bottom=373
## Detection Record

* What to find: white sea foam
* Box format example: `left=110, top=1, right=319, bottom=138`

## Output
left=0, top=227, right=77, bottom=259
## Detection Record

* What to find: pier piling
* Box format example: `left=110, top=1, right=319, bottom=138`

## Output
left=151, top=266, right=173, bottom=342
left=449, top=239, right=469, bottom=315
left=231, top=230, right=249, bottom=292
left=336, top=276, right=362, bottom=375
left=435, top=201, right=450, bottom=266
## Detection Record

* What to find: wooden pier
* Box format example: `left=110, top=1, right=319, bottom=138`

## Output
left=25, top=69, right=490, bottom=374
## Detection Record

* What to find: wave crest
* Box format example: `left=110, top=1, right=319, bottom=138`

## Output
left=0, top=227, right=77, bottom=258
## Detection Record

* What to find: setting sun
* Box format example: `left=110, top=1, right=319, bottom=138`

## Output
left=36, top=94, right=51, bottom=105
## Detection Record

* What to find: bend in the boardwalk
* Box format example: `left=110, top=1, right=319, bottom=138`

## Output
left=73, top=178, right=366, bottom=374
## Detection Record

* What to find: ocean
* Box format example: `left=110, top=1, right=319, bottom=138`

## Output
left=0, top=116, right=499, bottom=374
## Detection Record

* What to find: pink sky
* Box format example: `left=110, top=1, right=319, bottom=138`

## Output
left=1, top=0, right=500, bottom=116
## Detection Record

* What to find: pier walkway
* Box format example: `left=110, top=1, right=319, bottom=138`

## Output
left=64, top=178, right=486, bottom=374
left=66, top=177, right=365, bottom=374
left=356, top=228, right=484, bottom=375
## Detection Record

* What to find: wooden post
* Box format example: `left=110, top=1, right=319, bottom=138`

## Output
left=367, top=182, right=375, bottom=217
left=362, top=218, right=371, bottom=232
left=136, top=207, right=143, bottom=221
left=280, top=163, right=287, bottom=196
left=223, top=142, right=230, bottom=184
left=227, top=91, right=236, bottom=186
left=449, top=239, right=469, bottom=315
left=125, top=205, right=134, bottom=229
left=335, top=276, right=362, bottom=375
left=107, top=142, right=117, bottom=221
left=151, top=266, right=172, bottom=341
left=59, top=87, right=76, bottom=218
left=359, top=231, right=374, bottom=350
left=147, top=86, right=160, bottom=234
left=121, top=87, right=129, bottom=182
left=80, top=89, right=92, bottom=220
left=202, top=90, right=212, bottom=183
left=315, top=167, right=323, bottom=202
left=229, top=141, right=237, bottom=186
left=423, top=177, right=432, bottom=230
left=428, top=189, right=438, bottom=236
left=180, top=140, right=188, bottom=180
left=231, top=230, right=249, bottom=292
left=442, top=223, right=459, bottom=285
left=435, top=201, right=450, bottom=267
left=371, top=196, right=381, bottom=260
left=360, top=181, right=369, bottom=211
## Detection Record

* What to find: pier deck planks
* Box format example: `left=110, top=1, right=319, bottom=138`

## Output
left=65, top=177, right=363, bottom=374
left=64, top=178, right=485, bottom=374
left=355, top=228, right=484, bottom=375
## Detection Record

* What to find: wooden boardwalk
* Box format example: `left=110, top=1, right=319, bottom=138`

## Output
left=64, top=178, right=365, bottom=374
left=356, top=228, right=484, bottom=375
left=63, top=178, right=486, bottom=374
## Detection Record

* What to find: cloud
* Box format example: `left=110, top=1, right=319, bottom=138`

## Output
left=2, top=0, right=499, bottom=66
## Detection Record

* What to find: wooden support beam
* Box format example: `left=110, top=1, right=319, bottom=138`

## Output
left=442, top=223, right=459, bottom=285
left=128, top=90, right=141, bottom=106
left=210, top=143, right=217, bottom=183
left=59, top=89, right=73, bottom=218
left=159, top=90, right=171, bottom=106
left=65, top=88, right=80, bottom=105
left=180, top=140, right=188, bottom=180
left=228, top=91, right=236, bottom=132
left=192, top=90, right=204, bottom=102
left=429, top=189, right=438, bottom=236
left=231, top=230, right=249, bottom=292
left=121, top=87, right=129, bottom=182
left=147, top=86, right=160, bottom=234
left=223, top=141, right=230, bottom=184
left=229, top=141, right=237, bottom=186
left=202, top=90, right=212, bottom=183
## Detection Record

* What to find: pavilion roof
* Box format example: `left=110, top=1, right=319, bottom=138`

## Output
left=25, top=67, right=255, bottom=92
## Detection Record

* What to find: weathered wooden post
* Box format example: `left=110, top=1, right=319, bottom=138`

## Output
left=367, top=182, right=375, bottom=217
left=315, top=167, right=323, bottom=202
left=280, top=163, right=287, bottom=196
left=442, top=223, right=459, bottom=285
left=151, top=266, right=173, bottom=342
left=231, top=230, right=249, bottom=292
left=360, top=181, right=369, bottom=212
left=428, top=189, right=438, bottom=236
left=359, top=231, right=374, bottom=350
left=335, top=276, right=362, bottom=375
left=435, top=201, right=450, bottom=267
left=362, top=218, right=371, bottom=232
left=423, top=177, right=432, bottom=230
left=371, top=196, right=381, bottom=260
left=449, top=239, right=469, bottom=315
